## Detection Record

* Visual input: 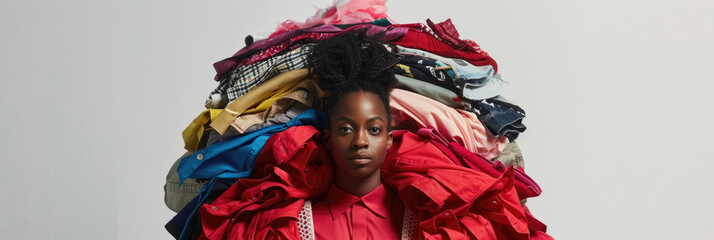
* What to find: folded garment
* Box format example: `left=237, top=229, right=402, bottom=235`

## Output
left=231, top=80, right=328, bottom=135
left=182, top=70, right=304, bottom=152
left=397, top=46, right=509, bottom=101
left=460, top=73, right=509, bottom=101
left=389, top=89, right=507, bottom=159
left=391, top=27, right=498, bottom=73
left=165, top=180, right=232, bottom=240
left=463, top=95, right=527, bottom=140
left=165, top=151, right=204, bottom=213
left=397, top=46, right=493, bottom=85
left=393, top=75, right=462, bottom=108
left=208, top=69, right=309, bottom=136
left=222, top=44, right=312, bottom=102
left=395, top=54, right=460, bottom=94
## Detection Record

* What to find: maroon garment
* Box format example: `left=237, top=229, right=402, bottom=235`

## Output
left=391, top=27, right=499, bottom=73
left=312, top=184, right=404, bottom=239
left=426, top=18, right=486, bottom=53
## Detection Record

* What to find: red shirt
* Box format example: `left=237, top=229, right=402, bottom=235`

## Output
left=312, top=184, right=404, bottom=240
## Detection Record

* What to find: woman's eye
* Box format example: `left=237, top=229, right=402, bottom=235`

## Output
left=339, top=127, right=353, bottom=133
left=368, top=127, right=381, bottom=134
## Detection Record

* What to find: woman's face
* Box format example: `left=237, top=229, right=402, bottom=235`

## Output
left=327, top=91, right=393, bottom=179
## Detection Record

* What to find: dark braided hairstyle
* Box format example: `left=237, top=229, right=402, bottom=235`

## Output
left=307, top=31, right=398, bottom=130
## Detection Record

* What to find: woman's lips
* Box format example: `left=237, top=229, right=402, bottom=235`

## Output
left=349, top=154, right=372, bottom=164
left=349, top=158, right=372, bottom=164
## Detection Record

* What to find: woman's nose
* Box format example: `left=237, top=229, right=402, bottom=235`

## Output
left=352, top=131, right=369, bottom=149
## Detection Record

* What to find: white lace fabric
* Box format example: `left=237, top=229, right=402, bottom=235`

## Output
left=297, top=200, right=417, bottom=240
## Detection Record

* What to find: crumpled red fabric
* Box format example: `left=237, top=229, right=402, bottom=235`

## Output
left=271, top=0, right=390, bottom=38
left=198, top=125, right=332, bottom=240
left=414, top=128, right=542, bottom=200
left=382, top=130, right=552, bottom=239
left=198, top=127, right=551, bottom=240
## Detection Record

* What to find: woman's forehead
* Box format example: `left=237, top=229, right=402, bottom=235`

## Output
left=329, top=91, right=388, bottom=121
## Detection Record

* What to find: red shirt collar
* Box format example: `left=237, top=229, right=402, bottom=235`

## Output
left=325, top=183, right=393, bottom=220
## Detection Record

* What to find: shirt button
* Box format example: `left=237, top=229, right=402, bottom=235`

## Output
left=210, top=206, right=218, bottom=211
left=491, top=200, right=498, bottom=205
left=196, top=154, right=204, bottom=161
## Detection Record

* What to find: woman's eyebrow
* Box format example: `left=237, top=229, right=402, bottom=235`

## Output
left=336, top=116, right=355, bottom=122
left=367, top=116, right=385, bottom=122
left=335, top=116, right=384, bottom=123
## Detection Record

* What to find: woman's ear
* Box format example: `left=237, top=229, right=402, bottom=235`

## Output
left=386, top=131, right=393, bottom=150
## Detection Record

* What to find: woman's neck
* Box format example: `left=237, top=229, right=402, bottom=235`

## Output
left=334, top=171, right=382, bottom=197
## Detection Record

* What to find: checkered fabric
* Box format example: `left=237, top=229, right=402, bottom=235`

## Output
left=223, top=44, right=312, bottom=101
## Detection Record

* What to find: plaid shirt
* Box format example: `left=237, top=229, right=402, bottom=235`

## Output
left=215, top=44, right=312, bottom=101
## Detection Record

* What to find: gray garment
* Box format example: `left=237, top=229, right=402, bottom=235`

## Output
left=205, top=92, right=229, bottom=109
left=394, top=75, right=463, bottom=108
left=491, top=140, right=524, bottom=169
left=461, top=73, right=509, bottom=101
left=164, top=151, right=206, bottom=213
left=205, top=125, right=242, bottom=146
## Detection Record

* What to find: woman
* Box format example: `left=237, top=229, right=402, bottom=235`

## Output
left=303, top=31, right=408, bottom=239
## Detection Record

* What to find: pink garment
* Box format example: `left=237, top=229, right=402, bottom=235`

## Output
left=271, top=0, right=390, bottom=38
left=389, top=89, right=507, bottom=159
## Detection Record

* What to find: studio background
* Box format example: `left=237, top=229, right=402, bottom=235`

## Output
left=1, top=0, right=712, bottom=239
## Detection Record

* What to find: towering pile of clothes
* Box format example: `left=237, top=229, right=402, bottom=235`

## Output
left=164, top=1, right=550, bottom=239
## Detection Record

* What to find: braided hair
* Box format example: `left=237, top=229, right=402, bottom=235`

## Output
left=307, top=31, right=398, bottom=130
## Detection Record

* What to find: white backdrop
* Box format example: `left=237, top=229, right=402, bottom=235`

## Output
left=1, top=0, right=713, bottom=239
